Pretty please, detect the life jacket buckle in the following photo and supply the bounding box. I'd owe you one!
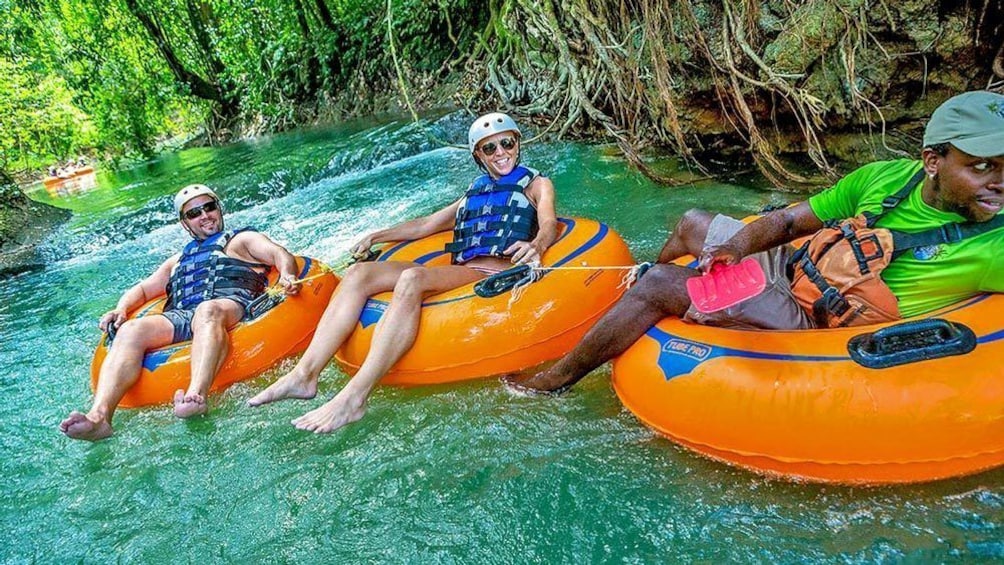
[820,287,850,316]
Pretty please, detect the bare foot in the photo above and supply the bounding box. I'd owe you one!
[60,411,113,441]
[247,370,318,407]
[291,392,366,434]
[501,370,576,396]
[173,390,208,418]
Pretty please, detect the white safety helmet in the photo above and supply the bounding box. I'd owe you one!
[173,184,220,216]
[468,112,521,154]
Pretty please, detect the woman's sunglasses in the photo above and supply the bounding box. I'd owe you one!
[478,137,517,156]
[183,200,220,220]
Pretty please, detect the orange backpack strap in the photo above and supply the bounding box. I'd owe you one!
[791,219,899,328]
[790,170,925,328]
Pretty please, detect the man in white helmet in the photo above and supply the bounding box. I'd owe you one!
[247,112,560,434]
[60,184,301,441]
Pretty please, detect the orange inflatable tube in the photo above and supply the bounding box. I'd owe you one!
[612,255,1004,484]
[335,217,635,384]
[43,166,95,187]
[90,256,339,407]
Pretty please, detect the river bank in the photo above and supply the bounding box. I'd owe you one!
[0,178,70,277]
[8,0,1001,190]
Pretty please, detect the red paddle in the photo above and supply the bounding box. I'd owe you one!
[686,257,767,314]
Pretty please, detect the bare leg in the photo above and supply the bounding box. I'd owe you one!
[247,262,416,407]
[60,316,175,441]
[506,211,714,394]
[292,265,483,433]
[174,299,245,418]
[504,263,698,393]
[656,209,715,263]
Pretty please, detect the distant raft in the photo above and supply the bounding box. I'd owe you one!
[43,165,95,187]
[612,267,1004,484]
[335,217,635,384]
[91,256,339,407]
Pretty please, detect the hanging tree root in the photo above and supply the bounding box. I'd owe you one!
[472,0,982,189]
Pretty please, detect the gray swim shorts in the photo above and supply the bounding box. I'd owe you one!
[161,293,256,343]
[683,214,812,330]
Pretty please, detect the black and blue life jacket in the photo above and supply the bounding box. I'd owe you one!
[445,166,539,264]
[165,228,269,311]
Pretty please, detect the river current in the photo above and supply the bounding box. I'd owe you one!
[2,113,1001,562]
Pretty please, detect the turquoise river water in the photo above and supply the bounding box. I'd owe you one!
[3,113,1001,563]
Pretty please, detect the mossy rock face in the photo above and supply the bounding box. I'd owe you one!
[0,182,70,277]
[763,0,861,75]
[821,131,915,165]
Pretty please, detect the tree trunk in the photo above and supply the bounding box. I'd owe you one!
[184,0,239,117]
[184,0,227,81]
[312,0,337,32]
[292,0,322,96]
[123,0,238,118]
[293,0,313,39]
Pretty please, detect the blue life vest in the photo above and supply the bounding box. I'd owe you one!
[165,228,269,311]
[445,166,539,264]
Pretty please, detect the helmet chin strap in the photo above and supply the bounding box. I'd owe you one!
[180,201,225,241]
[182,221,198,240]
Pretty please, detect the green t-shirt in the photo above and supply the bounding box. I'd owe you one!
[807,159,1004,317]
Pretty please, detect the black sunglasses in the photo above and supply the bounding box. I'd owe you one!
[478,137,517,155]
[183,200,220,220]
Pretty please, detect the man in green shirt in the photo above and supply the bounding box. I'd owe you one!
[507,90,1004,394]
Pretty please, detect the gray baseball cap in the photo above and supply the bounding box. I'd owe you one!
[923,91,1004,157]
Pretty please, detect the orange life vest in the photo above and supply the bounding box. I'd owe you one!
[790,215,901,328]
[790,170,1004,328]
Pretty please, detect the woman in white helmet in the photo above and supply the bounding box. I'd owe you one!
[248,112,559,433]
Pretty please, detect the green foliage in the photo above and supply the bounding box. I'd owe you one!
[0,0,202,173]
[0,56,95,171]
[1,0,490,176]
[0,0,996,188]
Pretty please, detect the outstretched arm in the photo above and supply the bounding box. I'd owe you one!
[349,200,462,257]
[698,202,823,272]
[100,256,177,331]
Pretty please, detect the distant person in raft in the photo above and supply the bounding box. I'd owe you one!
[506,89,1004,394]
[247,112,559,432]
[60,184,302,441]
